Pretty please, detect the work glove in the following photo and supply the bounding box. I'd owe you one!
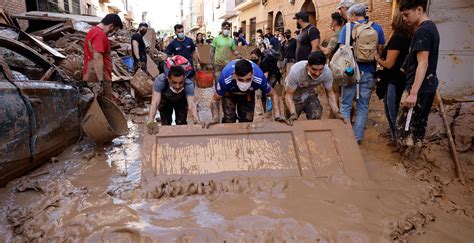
[334,111,349,124]
[274,116,289,125]
[287,113,298,126]
[146,121,160,135]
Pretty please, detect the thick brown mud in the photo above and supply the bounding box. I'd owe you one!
[0,91,473,242]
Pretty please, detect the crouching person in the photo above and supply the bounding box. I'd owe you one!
[208,59,286,125]
[146,65,200,134]
[284,51,347,125]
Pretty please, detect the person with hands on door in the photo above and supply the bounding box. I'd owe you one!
[284,51,347,126]
[207,59,286,127]
[146,65,201,135]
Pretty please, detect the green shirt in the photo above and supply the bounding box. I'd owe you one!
[212,34,236,66]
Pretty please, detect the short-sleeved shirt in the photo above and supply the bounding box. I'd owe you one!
[381,32,411,90]
[83,25,112,81]
[212,34,236,66]
[269,36,281,51]
[327,29,341,55]
[338,20,386,74]
[405,20,440,94]
[284,38,297,59]
[296,24,321,62]
[166,37,196,67]
[131,33,147,63]
[153,73,195,96]
[285,61,333,104]
[215,59,271,96]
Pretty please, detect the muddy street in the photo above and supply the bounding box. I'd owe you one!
[1,0,474,241]
[0,92,473,242]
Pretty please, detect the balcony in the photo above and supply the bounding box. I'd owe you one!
[234,0,259,11]
[216,0,237,20]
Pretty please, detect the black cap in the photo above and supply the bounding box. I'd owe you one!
[138,22,148,28]
[284,29,291,35]
[293,11,309,22]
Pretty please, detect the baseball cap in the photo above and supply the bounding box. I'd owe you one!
[337,0,355,9]
[293,11,309,21]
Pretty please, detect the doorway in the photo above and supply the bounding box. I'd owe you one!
[301,0,317,27]
[274,11,284,33]
[267,11,273,33]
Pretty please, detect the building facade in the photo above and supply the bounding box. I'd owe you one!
[181,0,205,37]
[234,0,394,44]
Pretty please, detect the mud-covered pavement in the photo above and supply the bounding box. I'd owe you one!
[0,89,473,242]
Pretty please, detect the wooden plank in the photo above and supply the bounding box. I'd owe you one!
[146,54,159,78]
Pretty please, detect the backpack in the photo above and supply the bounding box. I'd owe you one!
[329,23,361,87]
[352,21,378,62]
[163,55,193,78]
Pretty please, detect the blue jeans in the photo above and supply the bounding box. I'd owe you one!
[384,83,402,140]
[341,72,375,142]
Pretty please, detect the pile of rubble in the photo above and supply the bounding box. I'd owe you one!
[1,9,167,114]
[423,100,474,174]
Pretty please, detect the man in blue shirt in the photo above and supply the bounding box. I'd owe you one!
[338,3,385,143]
[166,24,201,77]
[208,59,286,124]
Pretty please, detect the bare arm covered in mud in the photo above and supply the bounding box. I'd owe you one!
[186,95,200,124]
[147,90,162,124]
[93,52,105,81]
[325,86,348,123]
[267,89,282,119]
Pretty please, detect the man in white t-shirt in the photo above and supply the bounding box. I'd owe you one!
[284,51,347,125]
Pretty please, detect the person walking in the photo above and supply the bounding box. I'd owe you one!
[282,29,297,78]
[376,12,413,143]
[195,32,206,46]
[337,0,355,23]
[337,3,385,143]
[294,11,321,62]
[210,21,242,83]
[397,0,440,160]
[82,14,123,99]
[131,22,148,72]
[166,24,201,77]
[321,12,345,116]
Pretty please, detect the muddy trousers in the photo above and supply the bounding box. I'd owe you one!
[222,92,255,123]
[294,94,323,120]
[158,98,188,125]
[396,91,436,143]
[85,81,112,100]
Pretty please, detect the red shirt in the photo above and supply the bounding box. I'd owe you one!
[82,25,112,81]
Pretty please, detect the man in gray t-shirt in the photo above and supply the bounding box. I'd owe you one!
[146,65,200,134]
[284,51,346,125]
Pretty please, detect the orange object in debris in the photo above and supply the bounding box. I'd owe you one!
[195,70,214,88]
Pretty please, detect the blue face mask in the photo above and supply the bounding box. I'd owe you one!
[177,32,185,39]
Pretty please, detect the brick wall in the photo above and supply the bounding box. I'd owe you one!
[237,0,394,44]
[0,0,28,29]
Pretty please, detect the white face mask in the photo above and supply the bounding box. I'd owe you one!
[236,80,252,91]
[170,86,184,94]
[223,29,230,36]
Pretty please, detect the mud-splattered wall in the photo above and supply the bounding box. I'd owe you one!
[429,0,474,97]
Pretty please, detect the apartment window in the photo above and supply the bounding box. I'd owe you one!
[63,0,70,13]
[72,0,81,14]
